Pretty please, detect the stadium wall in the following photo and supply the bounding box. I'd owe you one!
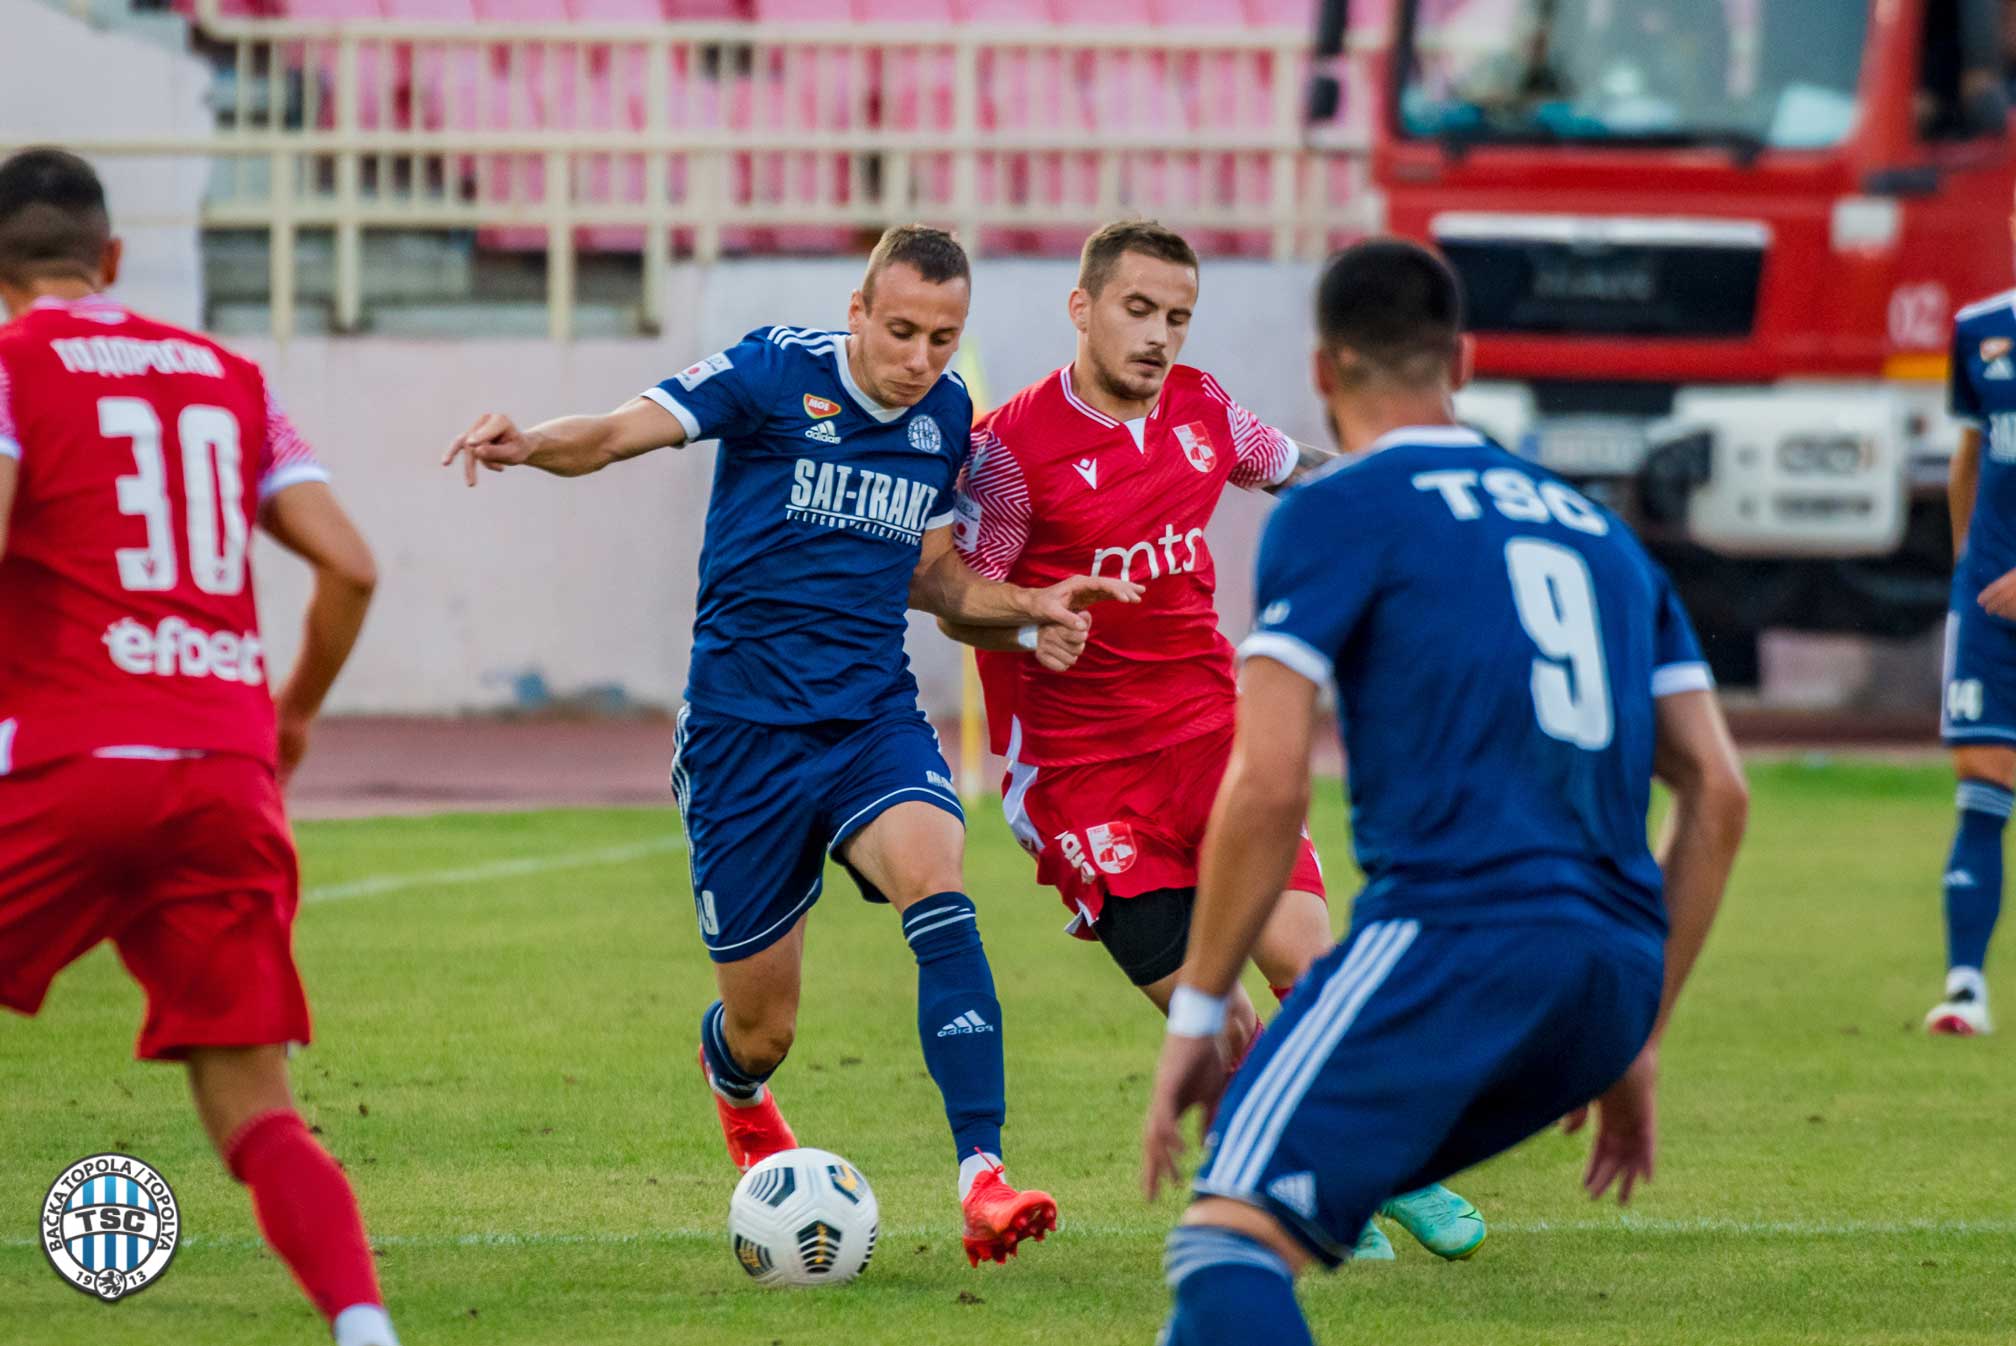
[246,259,1324,716]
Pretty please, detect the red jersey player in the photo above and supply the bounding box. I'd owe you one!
[0,150,397,1345]
[943,221,1487,1260]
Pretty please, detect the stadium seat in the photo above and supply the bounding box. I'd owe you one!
[1150,0,1245,23]
[855,0,957,215]
[949,0,1051,19]
[1243,0,1315,24]
[1151,0,1279,254]
[733,0,857,252]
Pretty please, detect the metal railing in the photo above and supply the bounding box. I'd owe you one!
[17,7,1384,339]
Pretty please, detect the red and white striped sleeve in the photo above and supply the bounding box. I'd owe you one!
[258,383,331,502]
[1201,373,1297,490]
[0,354,20,462]
[952,425,1032,582]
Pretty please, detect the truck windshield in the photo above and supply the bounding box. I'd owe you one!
[1397,0,1873,151]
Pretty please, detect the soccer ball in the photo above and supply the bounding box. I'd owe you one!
[727,1148,879,1287]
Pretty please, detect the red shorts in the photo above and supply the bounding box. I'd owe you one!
[0,753,311,1060]
[1001,721,1326,935]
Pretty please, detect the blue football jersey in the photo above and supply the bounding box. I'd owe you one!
[1245,426,1711,937]
[644,326,970,724]
[1950,289,2016,594]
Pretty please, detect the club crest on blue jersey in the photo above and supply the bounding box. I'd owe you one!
[41,1153,180,1302]
[908,416,943,454]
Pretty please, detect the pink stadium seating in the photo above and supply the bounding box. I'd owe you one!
[252,0,1321,257]
[858,0,954,20]
[1242,0,1314,24]
[1151,0,1245,23]
[950,0,1050,20]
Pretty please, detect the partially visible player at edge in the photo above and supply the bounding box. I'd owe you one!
[1930,209,2016,1034]
[443,226,1138,1264]
[0,150,396,1346]
[942,219,1485,1261]
[1141,240,1749,1344]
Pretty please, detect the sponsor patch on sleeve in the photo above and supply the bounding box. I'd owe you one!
[674,351,733,390]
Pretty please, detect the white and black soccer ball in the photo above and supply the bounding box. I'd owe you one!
[727,1148,879,1287]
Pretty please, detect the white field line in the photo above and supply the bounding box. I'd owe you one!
[303,838,685,904]
[9,1217,2016,1254]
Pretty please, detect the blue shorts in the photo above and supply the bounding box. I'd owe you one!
[1942,602,2016,746]
[1193,914,1661,1267]
[670,706,963,963]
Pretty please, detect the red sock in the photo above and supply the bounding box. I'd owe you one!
[225,1109,382,1323]
[1269,985,1293,1003]
[1230,1019,1266,1074]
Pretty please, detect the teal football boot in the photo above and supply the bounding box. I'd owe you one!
[1350,1220,1395,1261]
[1380,1184,1486,1260]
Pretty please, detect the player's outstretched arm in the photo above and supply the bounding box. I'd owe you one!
[1142,658,1317,1199]
[934,617,1090,673]
[261,482,378,784]
[1261,438,1340,495]
[909,525,1141,627]
[443,396,687,485]
[1568,687,1748,1204]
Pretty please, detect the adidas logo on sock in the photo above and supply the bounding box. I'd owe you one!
[1945,869,1977,888]
[936,1010,995,1038]
[1266,1171,1318,1219]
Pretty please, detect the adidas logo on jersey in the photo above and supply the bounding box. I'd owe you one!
[1266,1172,1318,1219]
[1987,356,2015,381]
[805,419,842,444]
[936,1010,995,1038]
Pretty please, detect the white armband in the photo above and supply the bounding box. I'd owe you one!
[1166,985,1227,1039]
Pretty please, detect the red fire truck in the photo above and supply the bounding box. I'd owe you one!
[1315,0,2015,679]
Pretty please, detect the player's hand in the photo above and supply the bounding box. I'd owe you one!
[1142,1030,1228,1202]
[1033,621,1089,673]
[275,703,312,787]
[1027,574,1143,630]
[1574,1042,1658,1205]
[1979,567,2016,620]
[444,413,535,486]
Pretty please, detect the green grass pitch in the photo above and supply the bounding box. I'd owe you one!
[3,760,2014,1344]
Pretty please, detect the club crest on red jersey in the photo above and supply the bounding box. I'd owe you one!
[803,393,841,419]
[1087,822,1138,875]
[1173,422,1217,474]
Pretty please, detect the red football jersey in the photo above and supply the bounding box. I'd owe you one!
[954,363,1296,767]
[0,296,326,776]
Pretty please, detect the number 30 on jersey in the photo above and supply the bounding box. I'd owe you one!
[98,396,249,596]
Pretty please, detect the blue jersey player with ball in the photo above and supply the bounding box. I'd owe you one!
[1140,241,1749,1343]
[445,226,1138,1266]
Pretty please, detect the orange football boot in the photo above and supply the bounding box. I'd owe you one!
[961,1157,1059,1266]
[699,1045,797,1172]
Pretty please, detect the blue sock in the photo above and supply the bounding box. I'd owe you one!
[1945,781,2010,974]
[1163,1227,1312,1346]
[903,892,1005,1164]
[700,1000,772,1102]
